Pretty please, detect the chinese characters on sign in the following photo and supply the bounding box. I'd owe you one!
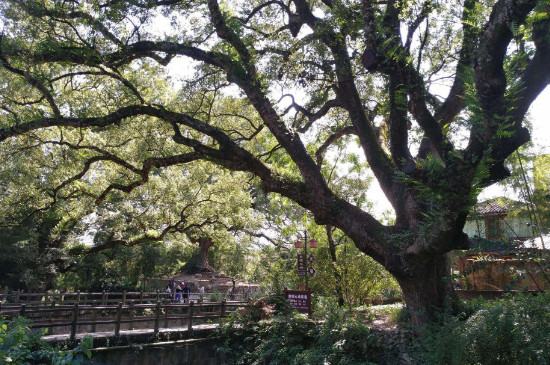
[297,253,306,277]
[297,253,316,277]
[284,288,312,316]
[308,253,315,276]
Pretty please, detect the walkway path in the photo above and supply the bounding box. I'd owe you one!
[42,323,221,347]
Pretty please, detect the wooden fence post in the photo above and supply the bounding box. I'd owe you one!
[156,290,160,303]
[154,301,161,334]
[164,302,169,328]
[220,299,226,320]
[91,308,97,333]
[19,304,26,317]
[76,290,81,304]
[140,291,144,304]
[187,301,194,331]
[122,290,127,305]
[58,291,63,306]
[15,291,20,305]
[70,303,79,341]
[102,291,107,305]
[44,291,49,307]
[115,302,122,336]
[129,301,135,330]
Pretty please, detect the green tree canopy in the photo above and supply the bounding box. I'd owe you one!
[1,0,549,325]
[0,210,69,291]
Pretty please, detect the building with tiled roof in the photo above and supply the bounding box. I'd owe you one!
[455,197,550,294]
[463,197,533,242]
[474,199,509,215]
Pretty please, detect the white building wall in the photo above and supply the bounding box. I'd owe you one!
[463,216,534,240]
[464,219,485,238]
[502,216,533,238]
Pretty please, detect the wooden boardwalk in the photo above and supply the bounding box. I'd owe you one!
[0,290,252,342]
[41,323,223,349]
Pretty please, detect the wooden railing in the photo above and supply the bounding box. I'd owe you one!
[0,299,251,340]
[0,290,245,307]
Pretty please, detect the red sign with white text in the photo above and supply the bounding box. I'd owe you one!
[284,288,312,316]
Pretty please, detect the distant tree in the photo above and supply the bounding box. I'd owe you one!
[532,154,550,231]
[0,210,69,291]
[322,225,400,306]
[1,0,549,325]
[59,240,193,291]
[497,146,550,236]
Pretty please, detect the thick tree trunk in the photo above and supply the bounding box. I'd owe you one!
[198,238,213,269]
[394,254,456,327]
[180,237,216,274]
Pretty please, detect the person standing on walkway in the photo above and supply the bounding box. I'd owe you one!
[175,283,182,303]
[182,282,191,303]
[165,285,172,303]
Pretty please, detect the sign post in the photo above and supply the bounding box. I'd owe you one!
[297,253,306,277]
[294,231,317,289]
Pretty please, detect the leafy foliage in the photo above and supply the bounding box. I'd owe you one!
[217,303,383,365]
[241,221,400,304]
[0,0,548,323]
[499,147,550,234]
[58,240,193,291]
[0,211,68,291]
[418,293,550,364]
[0,317,92,365]
[307,235,400,306]
[247,195,400,304]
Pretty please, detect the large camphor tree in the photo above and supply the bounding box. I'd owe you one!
[0,0,549,325]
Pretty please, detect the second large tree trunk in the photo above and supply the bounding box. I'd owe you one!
[198,238,214,269]
[180,237,216,274]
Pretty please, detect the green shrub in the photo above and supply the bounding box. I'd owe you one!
[209,292,223,302]
[230,293,294,324]
[418,293,550,364]
[216,304,383,364]
[0,317,93,365]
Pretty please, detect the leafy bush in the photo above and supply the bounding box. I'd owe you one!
[313,296,347,320]
[216,303,383,364]
[231,293,294,324]
[0,317,92,364]
[418,293,550,364]
[209,292,224,302]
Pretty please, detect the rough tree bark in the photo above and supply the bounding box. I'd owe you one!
[180,237,217,274]
[393,254,457,326]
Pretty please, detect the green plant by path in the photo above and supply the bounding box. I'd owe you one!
[0,317,92,365]
[417,293,550,364]
[216,300,384,365]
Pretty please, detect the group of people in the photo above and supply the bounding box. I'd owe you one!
[165,279,208,303]
[166,280,191,303]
